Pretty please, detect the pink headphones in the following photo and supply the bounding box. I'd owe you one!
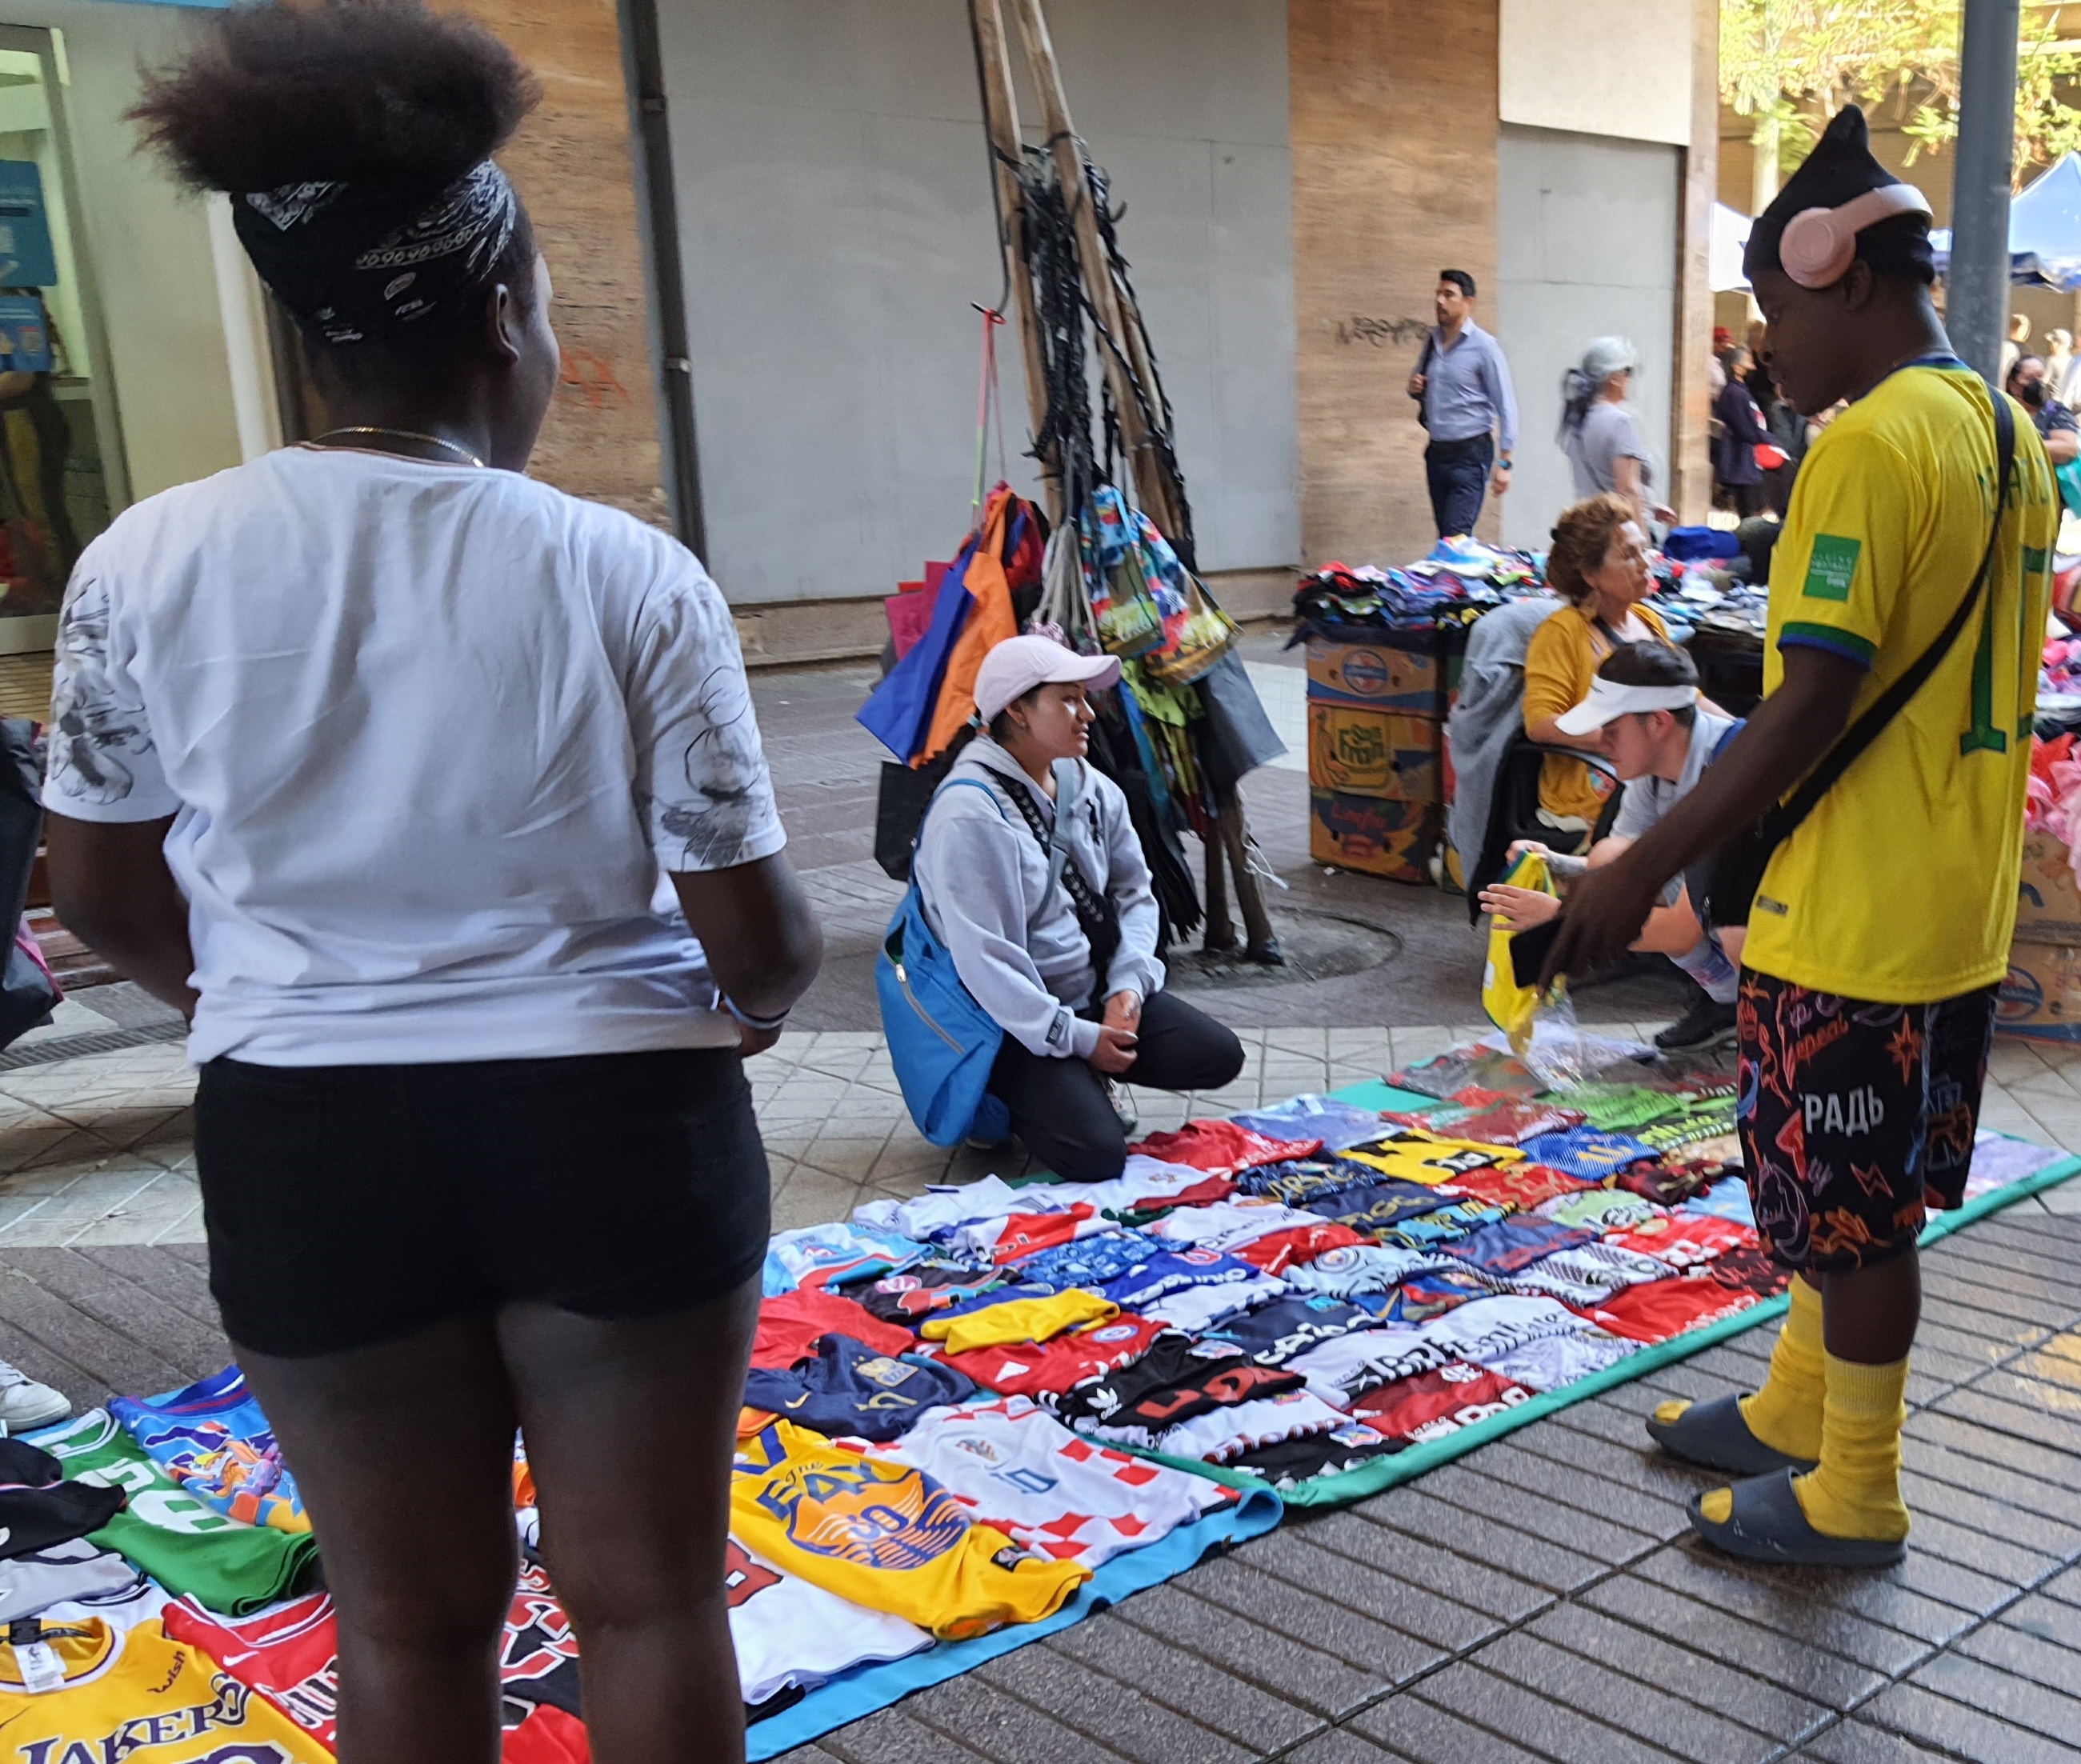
[1778,184,1933,288]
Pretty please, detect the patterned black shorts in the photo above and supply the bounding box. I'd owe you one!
[1735,971,1996,1274]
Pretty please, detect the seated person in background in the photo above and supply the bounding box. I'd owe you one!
[913,634,1245,1181]
[1521,493,1669,847]
[1481,642,1743,1052]
[2007,354,2079,467]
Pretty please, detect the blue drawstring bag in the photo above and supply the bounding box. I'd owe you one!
[877,778,1011,1145]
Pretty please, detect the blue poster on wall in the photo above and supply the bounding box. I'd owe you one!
[0,162,58,288]
[0,294,50,372]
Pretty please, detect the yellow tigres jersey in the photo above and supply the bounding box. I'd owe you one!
[0,1616,332,1762]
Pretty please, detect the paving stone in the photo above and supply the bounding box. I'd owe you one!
[1526,1600,1831,1743]
[1461,1629,1770,1764]
[1897,1468,2081,1558]
[814,1708,995,1764]
[1044,1608,1325,1754]
[1899,1508,2060,1586]
[1422,1463,1662,1565]
[976,1642,1254,1764]
[1919,1268,2080,1332]
[1956,1615,2081,1700]
[1640,1548,1943,1671]
[1506,1412,1718,1507]
[1235,1531,1505,1655]
[1932,1234,2081,1294]
[1907,1410,2081,1490]
[1353,1694,1550,1764]
[902,1677,1130,1764]
[1179,1557,1447,1685]
[1108,1583,1387,1721]
[1636,1361,1751,1406]
[1579,1570,1890,1708]
[1351,1486,1607,1594]
[1285,1730,1419,1764]
[1903,1434,2081,1523]
[2001,1589,2081,1650]
[1402,1664,1683,1764]
[1,1246,226,1376]
[1931,1386,2081,1461]
[1906,1650,2081,1747]
[1302,1512,1555,1623]
[1794,1718,1983,1762]
[1858,1679,2081,1764]
[0,1261,187,1398]
[1465,1440,1691,1538]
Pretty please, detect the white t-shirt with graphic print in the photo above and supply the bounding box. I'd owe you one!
[43,446,785,1066]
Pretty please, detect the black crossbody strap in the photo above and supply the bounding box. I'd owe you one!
[1764,387,2016,846]
[992,771,1123,977]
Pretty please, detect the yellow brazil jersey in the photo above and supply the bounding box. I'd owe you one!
[730,1419,1090,1640]
[1750,360,2057,1002]
[919,1289,1118,1355]
[0,1616,332,1762]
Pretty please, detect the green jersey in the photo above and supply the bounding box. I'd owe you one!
[31,1409,318,1614]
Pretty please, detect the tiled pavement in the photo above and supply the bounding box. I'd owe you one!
[0,1026,2079,1763]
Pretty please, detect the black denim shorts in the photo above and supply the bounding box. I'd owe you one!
[195,1046,770,1357]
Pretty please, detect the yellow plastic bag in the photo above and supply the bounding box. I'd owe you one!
[1482,849,1558,1054]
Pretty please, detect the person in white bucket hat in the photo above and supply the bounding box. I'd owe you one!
[1479,640,1743,1050]
[908,634,1244,1178]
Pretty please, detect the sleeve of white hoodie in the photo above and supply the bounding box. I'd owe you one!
[914,784,1103,1062]
[1091,769,1165,1005]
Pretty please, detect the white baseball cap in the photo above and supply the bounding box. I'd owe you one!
[1554,675,1699,735]
[973,634,1122,723]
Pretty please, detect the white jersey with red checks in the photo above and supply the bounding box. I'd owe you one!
[874,1396,1219,1567]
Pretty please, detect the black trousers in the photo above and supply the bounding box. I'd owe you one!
[990,990,1246,1182]
[1424,434,1492,538]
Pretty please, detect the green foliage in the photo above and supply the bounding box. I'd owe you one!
[1721,0,2081,185]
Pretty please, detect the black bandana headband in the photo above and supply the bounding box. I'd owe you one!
[233,160,518,346]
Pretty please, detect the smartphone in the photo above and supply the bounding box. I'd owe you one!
[1510,918,1563,990]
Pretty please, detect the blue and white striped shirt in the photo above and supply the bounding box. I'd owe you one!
[1423,319,1519,454]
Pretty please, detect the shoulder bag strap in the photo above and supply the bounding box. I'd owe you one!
[1762,386,2016,846]
[990,770,1122,961]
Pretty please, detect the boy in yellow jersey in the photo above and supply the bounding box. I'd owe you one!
[1546,106,2057,1567]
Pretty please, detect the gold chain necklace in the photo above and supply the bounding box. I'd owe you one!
[313,426,486,469]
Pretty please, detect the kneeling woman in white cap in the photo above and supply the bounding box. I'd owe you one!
[914,634,1246,1180]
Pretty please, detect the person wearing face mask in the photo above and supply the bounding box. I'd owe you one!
[1479,642,1743,1052]
[910,635,1245,1181]
[2005,353,2079,466]
[1519,494,1670,842]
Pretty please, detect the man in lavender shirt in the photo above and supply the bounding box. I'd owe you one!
[1407,270,1520,537]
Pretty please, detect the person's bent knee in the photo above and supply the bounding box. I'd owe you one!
[1203,1022,1247,1090]
[1047,1135,1128,1183]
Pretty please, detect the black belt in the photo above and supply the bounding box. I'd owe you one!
[1425,434,1491,456]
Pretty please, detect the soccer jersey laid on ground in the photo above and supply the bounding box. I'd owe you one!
[1445,1100,1586,1147]
[0,1480,126,1562]
[1130,1122,1322,1174]
[1434,1163,1595,1212]
[1049,1334,1245,1427]
[1010,1231,1159,1294]
[1053,1338,1306,1450]
[1143,1198,1327,1254]
[1141,1276,1287,1334]
[1479,1327,1639,1391]
[1200,1295,1374,1366]
[0,1616,332,1762]
[878,1396,1216,1566]
[1227,1097,1391,1153]
[1583,1274,1760,1343]
[730,1420,1090,1638]
[752,1290,916,1369]
[1232,1222,1371,1276]
[1515,1130,1659,1182]
[1339,1131,1524,1185]
[1152,1389,1348,1463]
[1236,1159,1382,1208]
[934,1314,1168,1404]
[853,1262,1014,1326]
[725,1540,932,1706]
[1499,1241,1676,1307]
[1347,1362,1532,1442]
[110,1371,306,1535]
[1097,1247,1260,1311]
[1301,1177,1463,1232]
[762,1222,926,1295]
[1227,1421,1402,1488]
[1286,1326,1457,1404]
[1533,1186,1666,1234]
[1438,1217,1596,1277]
[1753,362,2056,999]
[1603,1212,1751,1267]
[1279,1244,1459,1299]
[742,1337,977,1443]
[920,1291,1117,1355]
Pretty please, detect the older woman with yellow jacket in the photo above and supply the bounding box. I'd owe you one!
[1521,492,1669,843]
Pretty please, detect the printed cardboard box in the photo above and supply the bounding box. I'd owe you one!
[1310,792,1440,885]
[2015,831,2081,943]
[1307,703,1442,802]
[1998,939,2081,1042]
[1305,638,1443,714]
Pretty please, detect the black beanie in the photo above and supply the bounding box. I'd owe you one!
[1744,106,1934,285]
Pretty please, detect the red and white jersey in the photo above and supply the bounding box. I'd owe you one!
[873,1396,1219,1567]
[162,1562,586,1756]
[724,1539,930,1706]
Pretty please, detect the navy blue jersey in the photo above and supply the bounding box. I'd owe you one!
[741,1335,976,1442]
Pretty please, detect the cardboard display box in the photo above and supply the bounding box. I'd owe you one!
[1999,938,2081,1042]
[1304,638,1446,714]
[1309,792,1440,885]
[2015,831,2081,943]
[1307,702,1442,802]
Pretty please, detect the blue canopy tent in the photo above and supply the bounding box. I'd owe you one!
[1931,152,2081,290]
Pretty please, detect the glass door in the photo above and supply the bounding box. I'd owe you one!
[0,26,126,654]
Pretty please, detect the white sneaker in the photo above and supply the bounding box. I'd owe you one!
[0,1360,70,1434]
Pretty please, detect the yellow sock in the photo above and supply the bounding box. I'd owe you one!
[1791,1353,1911,1542]
[1735,1276,1826,1462]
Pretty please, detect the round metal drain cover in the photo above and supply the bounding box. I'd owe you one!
[1164,908,1402,991]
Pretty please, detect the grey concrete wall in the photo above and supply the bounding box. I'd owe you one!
[1494,125,1680,550]
[656,0,1299,606]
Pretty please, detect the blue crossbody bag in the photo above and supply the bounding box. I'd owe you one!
[877,766,1079,1146]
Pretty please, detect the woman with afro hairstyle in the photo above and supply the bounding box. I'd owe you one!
[44,3,822,1758]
